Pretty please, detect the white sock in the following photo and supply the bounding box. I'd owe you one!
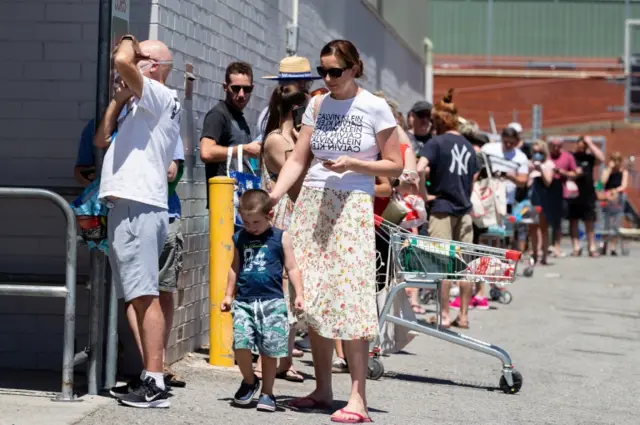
[145,371,166,390]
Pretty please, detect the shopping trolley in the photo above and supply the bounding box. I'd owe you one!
[598,194,631,256]
[369,215,524,394]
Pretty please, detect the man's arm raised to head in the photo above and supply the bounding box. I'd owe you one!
[112,35,147,99]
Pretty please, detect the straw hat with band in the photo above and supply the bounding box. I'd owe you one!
[263,56,322,81]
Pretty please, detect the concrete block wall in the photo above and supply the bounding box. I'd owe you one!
[0,0,100,370]
[0,0,424,370]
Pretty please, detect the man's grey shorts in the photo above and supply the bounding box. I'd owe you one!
[158,218,183,293]
[108,199,168,302]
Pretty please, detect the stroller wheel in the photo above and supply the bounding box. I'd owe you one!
[500,291,513,304]
[489,287,501,301]
[367,357,384,380]
[523,267,534,278]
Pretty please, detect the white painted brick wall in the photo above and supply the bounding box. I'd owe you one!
[0,0,425,370]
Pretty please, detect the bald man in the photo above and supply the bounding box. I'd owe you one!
[95,35,181,408]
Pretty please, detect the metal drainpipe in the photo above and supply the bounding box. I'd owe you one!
[424,38,433,104]
[286,0,299,56]
[89,0,113,394]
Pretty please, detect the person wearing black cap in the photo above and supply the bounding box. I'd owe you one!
[408,100,433,154]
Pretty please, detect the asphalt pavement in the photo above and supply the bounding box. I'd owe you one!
[4,249,640,425]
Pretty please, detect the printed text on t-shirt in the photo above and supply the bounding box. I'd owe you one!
[312,113,364,153]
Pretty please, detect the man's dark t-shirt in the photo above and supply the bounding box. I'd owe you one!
[200,100,253,179]
[200,101,253,208]
[572,151,597,203]
[420,133,478,216]
[410,132,431,156]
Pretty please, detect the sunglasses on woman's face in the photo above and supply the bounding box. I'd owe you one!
[316,66,349,79]
[415,111,430,119]
[229,84,254,94]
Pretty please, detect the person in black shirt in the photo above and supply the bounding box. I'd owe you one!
[568,136,604,256]
[417,89,478,329]
[200,61,262,207]
[408,100,433,154]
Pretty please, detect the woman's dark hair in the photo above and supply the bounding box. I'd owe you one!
[431,88,458,133]
[264,83,308,137]
[260,83,308,172]
[320,39,364,78]
[501,126,520,140]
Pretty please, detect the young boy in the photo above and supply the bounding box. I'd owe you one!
[221,189,304,412]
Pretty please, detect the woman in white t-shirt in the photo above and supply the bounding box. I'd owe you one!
[269,39,402,423]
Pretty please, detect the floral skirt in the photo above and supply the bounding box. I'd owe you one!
[289,186,378,340]
[271,194,297,325]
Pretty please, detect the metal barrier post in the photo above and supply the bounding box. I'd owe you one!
[87,250,105,395]
[208,177,235,367]
[104,269,118,389]
[0,188,80,402]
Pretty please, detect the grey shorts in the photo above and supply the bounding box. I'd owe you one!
[158,218,183,293]
[107,199,168,302]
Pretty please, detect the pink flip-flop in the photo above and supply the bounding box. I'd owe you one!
[330,409,373,423]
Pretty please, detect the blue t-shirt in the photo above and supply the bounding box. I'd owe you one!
[76,119,95,167]
[420,133,478,216]
[233,227,284,301]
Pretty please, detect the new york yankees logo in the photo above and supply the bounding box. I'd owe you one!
[449,144,471,176]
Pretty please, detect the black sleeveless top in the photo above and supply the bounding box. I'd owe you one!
[604,170,623,191]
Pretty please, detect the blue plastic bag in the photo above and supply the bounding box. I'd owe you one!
[70,177,109,255]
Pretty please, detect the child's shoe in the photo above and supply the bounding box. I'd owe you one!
[233,375,260,405]
[256,393,276,412]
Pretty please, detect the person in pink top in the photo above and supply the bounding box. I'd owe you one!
[548,139,578,257]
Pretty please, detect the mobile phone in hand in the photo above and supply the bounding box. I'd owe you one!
[292,105,305,130]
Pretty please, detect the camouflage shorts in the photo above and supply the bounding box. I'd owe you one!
[231,298,289,358]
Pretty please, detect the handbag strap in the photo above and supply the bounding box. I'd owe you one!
[226,145,244,177]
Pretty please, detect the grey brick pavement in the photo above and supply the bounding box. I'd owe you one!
[74,251,640,425]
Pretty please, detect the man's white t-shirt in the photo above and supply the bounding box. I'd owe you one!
[481,142,528,205]
[99,77,182,209]
[301,90,397,195]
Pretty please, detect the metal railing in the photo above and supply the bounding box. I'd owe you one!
[0,187,86,401]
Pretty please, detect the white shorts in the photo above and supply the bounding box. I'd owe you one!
[107,199,168,302]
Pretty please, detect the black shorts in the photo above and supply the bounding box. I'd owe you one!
[567,200,597,222]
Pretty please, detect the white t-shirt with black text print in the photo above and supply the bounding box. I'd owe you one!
[302,90,397,195]
[99,76,181,209]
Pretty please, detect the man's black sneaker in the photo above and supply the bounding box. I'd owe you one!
[233,375,260,405]
[118,376,170,408]
[109,376,142,398]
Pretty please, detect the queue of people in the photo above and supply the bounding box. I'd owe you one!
[75,33,630,422]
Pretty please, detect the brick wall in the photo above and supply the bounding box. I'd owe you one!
[0,0,425,370]
[0,0,100,370]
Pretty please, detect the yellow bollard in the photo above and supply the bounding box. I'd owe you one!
[208,176,235,367]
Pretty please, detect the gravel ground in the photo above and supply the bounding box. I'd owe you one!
[77,250,640,425]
